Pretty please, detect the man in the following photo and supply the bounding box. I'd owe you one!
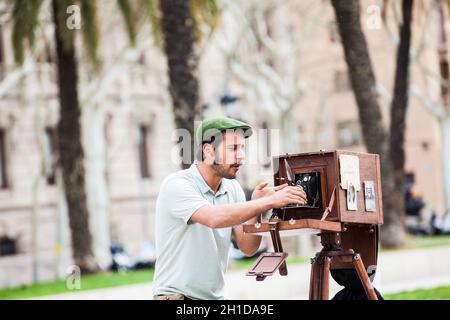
[152,117,306,300]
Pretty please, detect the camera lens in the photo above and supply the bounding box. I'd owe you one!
[296,180,305,190]
[293,172,322,208]
[296,180,308,204]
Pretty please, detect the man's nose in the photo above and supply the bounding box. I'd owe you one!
[237,149,245,161]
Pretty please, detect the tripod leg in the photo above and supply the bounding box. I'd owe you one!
[270,230,288,276]
[310,255,326,300]
[309,258,317,300]
[274,230,288,276]
[353,254,378,300]
[320,256,331,300]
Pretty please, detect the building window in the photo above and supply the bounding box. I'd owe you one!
[44,42,54,64]
[0,130,8,189]
[259,121,271,168]
[138,53,146,66]
[337,121,362,148]
[138,124,152,179]
[333,70,351,92]
[298,124,307,150]
[0,24,5,78]
[0,235,18,256]
[43,128,57,185]
[0,24,4,63]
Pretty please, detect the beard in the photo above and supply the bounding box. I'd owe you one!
[211,162,241,179]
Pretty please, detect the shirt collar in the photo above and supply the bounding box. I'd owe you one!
[190,161,228,196]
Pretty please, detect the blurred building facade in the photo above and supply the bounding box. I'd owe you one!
[0,0,447,287]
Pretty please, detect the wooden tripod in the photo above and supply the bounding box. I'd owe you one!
[244,220,380,300]
[309,232,378,300]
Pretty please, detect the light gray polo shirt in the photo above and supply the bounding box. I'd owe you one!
[152,161,246,300]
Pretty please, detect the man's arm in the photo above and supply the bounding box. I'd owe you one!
[190,184,306,228]
[232,216,262,257]
[190,197,272,228]
[231,182,283,256]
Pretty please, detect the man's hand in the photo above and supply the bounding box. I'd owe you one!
[252,181,297,200]
[251,181,274,200]
[268,183,307,208]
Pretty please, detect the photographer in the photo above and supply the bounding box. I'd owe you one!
[152,117,306,300]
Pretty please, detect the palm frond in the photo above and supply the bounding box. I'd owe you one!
[80,0,100,70]
[141,0,162,48]
[447,0,450,18]
[382,0,388,25]
[117,0,137,46]
[190,0,220,40]
[11,0,43,65]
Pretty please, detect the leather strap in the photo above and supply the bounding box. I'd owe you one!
[321,186,336,221]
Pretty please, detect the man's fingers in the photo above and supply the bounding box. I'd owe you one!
[298,189,307,201]
[287,188,307,202]
[288,186,306,197]
[256,181,269,190]
[288,196,306,205]
[274,183,288,191]
[294,186,307,197]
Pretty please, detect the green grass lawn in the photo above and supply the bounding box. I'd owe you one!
[0,269,154,300]
[379,234,450,253]
[1,235,450,300]
[2,265,450,300]
[385,285,450,300]
[406,234,450,249]
[0,256,307,300]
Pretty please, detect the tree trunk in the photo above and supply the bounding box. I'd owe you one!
[52,0,98,273]
[438,3,450,212]
[160,0,202,169]
[389,0,414,234]
[331,0,405,248]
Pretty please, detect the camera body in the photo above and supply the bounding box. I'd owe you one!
[245,150,383,287]
[273,150,383,225]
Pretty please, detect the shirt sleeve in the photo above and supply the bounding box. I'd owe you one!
[161,176,210,224]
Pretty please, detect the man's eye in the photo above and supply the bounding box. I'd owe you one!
[227,146,244,151]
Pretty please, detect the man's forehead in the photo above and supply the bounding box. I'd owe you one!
[222,131,246,145]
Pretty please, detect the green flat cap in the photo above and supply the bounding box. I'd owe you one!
[196,117,253,144]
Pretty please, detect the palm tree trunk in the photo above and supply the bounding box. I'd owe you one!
[160,0,202,169]
[389,0,414,233]
[52,0,97,273]
[332,0,405,248]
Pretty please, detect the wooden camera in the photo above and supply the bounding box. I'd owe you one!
[243,150,384,300]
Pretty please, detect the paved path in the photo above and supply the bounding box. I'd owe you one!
[33,246,450,300]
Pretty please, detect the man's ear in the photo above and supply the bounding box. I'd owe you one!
[203,143,215,164]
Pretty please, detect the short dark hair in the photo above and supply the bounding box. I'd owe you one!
[196,131,225,161]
